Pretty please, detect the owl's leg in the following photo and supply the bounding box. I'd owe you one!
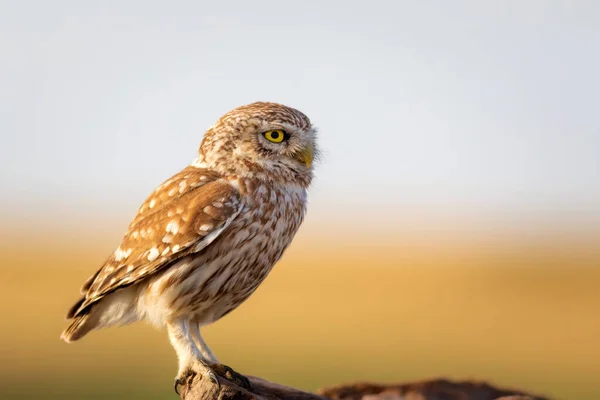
[190,322,252,389]
[190,322,218,363]
[166,320,219,394]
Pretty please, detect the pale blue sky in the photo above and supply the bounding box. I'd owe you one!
[1,0,599,228]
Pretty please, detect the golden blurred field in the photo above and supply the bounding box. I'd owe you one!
[0,223,599,400]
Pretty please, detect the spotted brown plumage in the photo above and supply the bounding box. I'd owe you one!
[61,102,318,391]
[66,167,242,321]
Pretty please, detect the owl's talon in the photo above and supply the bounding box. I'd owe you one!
[207,369,221,391]
[211,363,251,389]
[174,369,196,395]
[173,361,221,396]
[173,376,186,395]
[195,361,220,390]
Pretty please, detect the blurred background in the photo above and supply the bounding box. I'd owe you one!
[1,1,599,399]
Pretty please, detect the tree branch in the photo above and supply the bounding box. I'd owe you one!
[179,373,551,400]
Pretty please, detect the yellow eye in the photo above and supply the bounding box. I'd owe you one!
[263,130,287,143]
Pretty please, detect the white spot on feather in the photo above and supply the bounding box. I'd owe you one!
[203,205,214,214]
[166,221,179,234]
[149,199,156,208]
[115,247,132,262]
[229,179,241,190]
[179,180,187,193]
[148,247,159,261]
[199,223,213,232]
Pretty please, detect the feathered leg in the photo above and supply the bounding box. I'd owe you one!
[190,321,251,389]
[190,323,218,363]
[167,319,219,393]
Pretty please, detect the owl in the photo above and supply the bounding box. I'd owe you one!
[61,102,317,392]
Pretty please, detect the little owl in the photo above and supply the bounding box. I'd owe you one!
[61,102,317,393]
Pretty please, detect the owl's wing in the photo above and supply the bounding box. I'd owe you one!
[67,166,243,318]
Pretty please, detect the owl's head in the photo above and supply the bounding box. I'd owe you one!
[195,102,318,187]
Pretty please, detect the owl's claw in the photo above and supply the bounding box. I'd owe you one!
[174,377,184,395]
[173,362,220,395]
[207,369,221,390]
[174,372,192,395]
[211,363,251,389]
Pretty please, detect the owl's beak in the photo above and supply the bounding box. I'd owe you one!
[295,143,313,168]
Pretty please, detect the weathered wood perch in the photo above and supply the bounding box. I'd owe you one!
[178,368,551,400]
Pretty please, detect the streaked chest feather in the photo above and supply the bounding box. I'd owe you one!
[140,181,307,324]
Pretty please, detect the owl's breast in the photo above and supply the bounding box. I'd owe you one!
[215,180,307,274]
[140,180,308,325]
[191,181,307,321]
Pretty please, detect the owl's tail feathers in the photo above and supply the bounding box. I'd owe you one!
[61,298,98,343]
[61,315,94,343]
[66,297,86,319]
[61,287,139,343]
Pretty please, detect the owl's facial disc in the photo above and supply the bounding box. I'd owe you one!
[197,102,316,186]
